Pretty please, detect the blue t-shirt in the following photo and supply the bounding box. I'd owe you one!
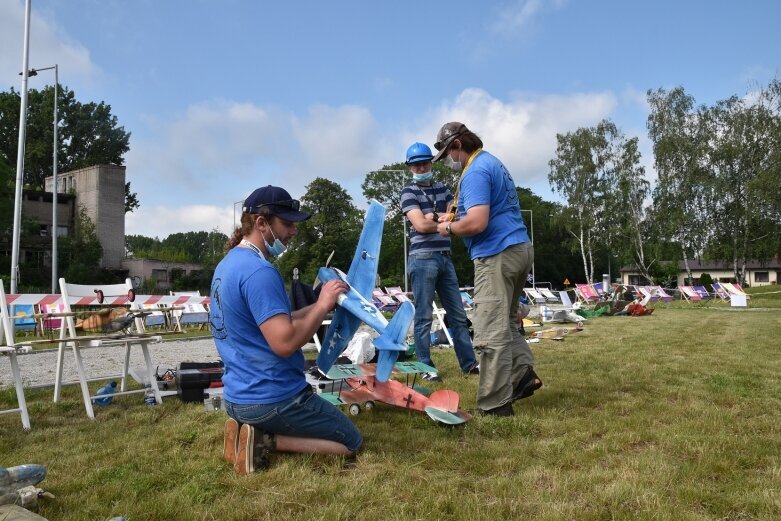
[457,151,529,260]
[209,247,308,404]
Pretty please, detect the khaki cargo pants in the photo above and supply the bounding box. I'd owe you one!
[472,242,534,410]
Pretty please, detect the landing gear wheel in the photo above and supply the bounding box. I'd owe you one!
[348,404,361,416]
[364,401,375,410]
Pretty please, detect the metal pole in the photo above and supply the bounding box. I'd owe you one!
[402,213,408,293]
[11,0,32,295]
[522,209,535,287]
[52,64,59,293]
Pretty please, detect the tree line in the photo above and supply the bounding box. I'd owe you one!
[1,80,779,292]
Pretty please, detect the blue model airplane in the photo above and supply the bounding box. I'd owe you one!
[315,200,415,382]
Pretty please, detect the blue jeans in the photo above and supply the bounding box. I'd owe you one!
[225,386,363,452]
[408,252,477,372]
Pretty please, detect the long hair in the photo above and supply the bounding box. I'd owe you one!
[457,130,484,154]
[224,211,274,253]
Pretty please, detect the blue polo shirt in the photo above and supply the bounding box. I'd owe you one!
[401,181,453,254]
[209,247,308,404]
[457,151,529,260]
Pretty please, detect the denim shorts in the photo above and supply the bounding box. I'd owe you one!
[225,386,363,452]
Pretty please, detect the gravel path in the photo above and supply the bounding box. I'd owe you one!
[0,336,232,389]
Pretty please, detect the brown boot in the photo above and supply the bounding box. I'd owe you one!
[234,424,276,475]
[223,418,240,464]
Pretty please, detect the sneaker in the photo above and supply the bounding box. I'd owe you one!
[464,363,480,375]
[223,418,240,464]
[422,372,442,383]
[234,424,276,475]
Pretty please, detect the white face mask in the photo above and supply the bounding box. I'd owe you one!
[264,226,287,258]
[412,171,433,183]
[444,151,462,171]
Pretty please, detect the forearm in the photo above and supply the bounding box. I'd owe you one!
[265,304,330,357]
[451,212,487,237]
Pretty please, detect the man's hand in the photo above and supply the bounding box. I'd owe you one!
[436,221,450,237]
[317,279,349,312]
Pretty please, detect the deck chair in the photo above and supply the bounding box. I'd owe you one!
[385,286,413,304]
[652,286,674,302]
[372,288,400,312]
[722,282,751,299]
[55,277,163,419]
[524,287,547,304]
[711,283,731,301]
[0,282,32,430]
[431,301,454,347]
[592,282,608,299]
[140,303,167,329]
[678,286,701,302]
[39,302,66,332]
[459,290,474,310]
[692,286,711,299]
[538,288,561,304]
[638,286,661,302]
[11,304,37,336]
[170,291,209,330]
[575,284,600,303]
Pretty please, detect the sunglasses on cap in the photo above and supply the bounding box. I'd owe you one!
[434,125,467,151]
[250,199,301,212]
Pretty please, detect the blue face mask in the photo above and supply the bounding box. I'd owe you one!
[264,227,287,258]
[413,171,434,183]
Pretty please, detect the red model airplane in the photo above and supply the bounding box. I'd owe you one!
[317,361,472,425]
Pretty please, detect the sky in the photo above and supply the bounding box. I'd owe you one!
[1,0,779,239]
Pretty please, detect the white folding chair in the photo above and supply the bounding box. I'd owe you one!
[431,301,454,347]
[0,281,32,430]
[55,277,162,419]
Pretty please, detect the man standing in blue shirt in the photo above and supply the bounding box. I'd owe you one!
[434,123,542,417]
[211,185,363,474]
[400,142,479,382]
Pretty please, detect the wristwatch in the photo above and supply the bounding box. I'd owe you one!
[445,223,452,236]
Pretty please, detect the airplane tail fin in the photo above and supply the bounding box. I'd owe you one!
[373,301,414,381]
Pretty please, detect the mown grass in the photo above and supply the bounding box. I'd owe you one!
[1,297,780,520]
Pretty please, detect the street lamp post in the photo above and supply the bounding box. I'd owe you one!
[23,66,60,293]
[373,170,409,292]
[521,209,535,287]
[11,0,32,295]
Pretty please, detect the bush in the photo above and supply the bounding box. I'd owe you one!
[699,272,713,286]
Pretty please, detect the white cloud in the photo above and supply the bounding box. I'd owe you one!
[490,0,567,35]
[418,88,617,189]
[0,1,97,88]
[127,88,621,238]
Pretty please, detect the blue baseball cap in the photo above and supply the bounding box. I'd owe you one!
[242,185,311,222]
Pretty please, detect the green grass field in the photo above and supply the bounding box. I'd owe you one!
[1,290,780,520]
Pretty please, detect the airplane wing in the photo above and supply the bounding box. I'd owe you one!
[315,306,361,376]
[345,200,385,300]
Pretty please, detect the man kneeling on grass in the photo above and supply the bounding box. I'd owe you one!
[210,185,363,474]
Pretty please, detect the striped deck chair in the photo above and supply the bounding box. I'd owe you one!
[385,286,413,304]
[459,290,474,310]
[10,304,37,336]
[524,287,548,304]
[711,283,731,301]
[574,284,600,303]
[140,303,167,329]
[372,288,399,312]
[646,285,673,302]
[638,286,660,302]
[39,302,66,332]
[679,286,702,302]
[722,282,751,299]
[538,288,561,304]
